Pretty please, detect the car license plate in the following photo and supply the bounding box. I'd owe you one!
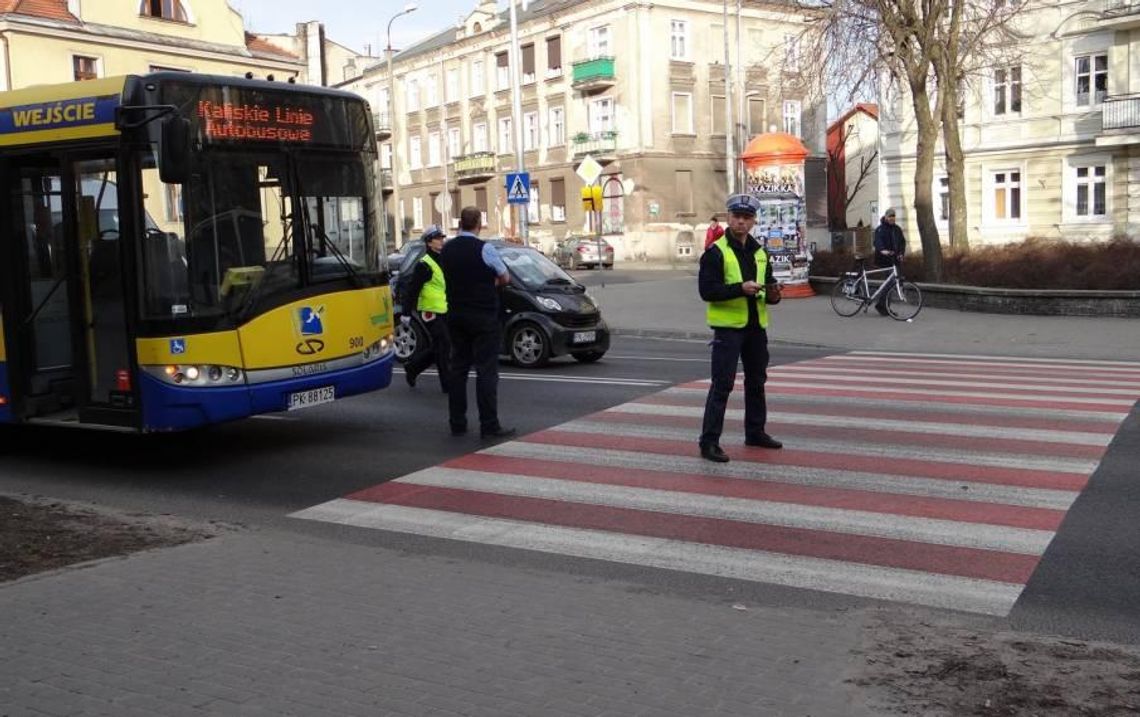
[572,330,596,344]
[287,386,335,410]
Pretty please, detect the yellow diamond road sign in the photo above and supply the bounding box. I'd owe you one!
[575,155,603,185]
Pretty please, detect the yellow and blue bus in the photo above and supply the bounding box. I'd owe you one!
[0,72,395,431]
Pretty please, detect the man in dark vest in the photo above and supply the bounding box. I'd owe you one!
[873,207,906,316]
[438,206,515,439]
[698,193,783,463]
[402,225,450,393]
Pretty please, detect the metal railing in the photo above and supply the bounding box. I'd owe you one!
[379,169,393,189]
[1102,94,1140,130]
[572,131,618,156]
[571,56,616,85]
[1103,0,1140,15]
[372,110,391,134]
[453,151,497,178]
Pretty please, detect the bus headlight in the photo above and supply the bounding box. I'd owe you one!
[362,335,393,363]
[143,364,246,387]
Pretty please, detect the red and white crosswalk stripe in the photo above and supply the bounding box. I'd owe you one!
[291,351,1140,616]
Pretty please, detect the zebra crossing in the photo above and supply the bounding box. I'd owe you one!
[291,351,1140,616]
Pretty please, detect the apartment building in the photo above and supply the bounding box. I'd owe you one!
[0,1,305,89]
[344,0,824,260]
[879,0,1140,247]
[827,103,878,230]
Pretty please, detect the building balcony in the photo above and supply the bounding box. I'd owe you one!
[571,56,616,93]
[1099,0,1140,28]
[379,169,394,194]
[453,151,497,183]
[571,131,618,162]
[373,111,391,141]
[1097,94,1140,146]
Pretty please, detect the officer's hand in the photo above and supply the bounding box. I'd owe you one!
[741,280,760,296]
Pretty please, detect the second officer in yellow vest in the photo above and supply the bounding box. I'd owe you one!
[403,225,451,393]
[697,193,783,463]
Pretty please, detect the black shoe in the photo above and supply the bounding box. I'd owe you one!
[700,444,730,463]
[745,433,783,449]
[405,371,417,387]
[480,426,517,439]
[875,305,889,316]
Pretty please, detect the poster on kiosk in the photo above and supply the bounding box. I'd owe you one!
[740,133,813,296]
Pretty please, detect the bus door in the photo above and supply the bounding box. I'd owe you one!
[5,155,134,426]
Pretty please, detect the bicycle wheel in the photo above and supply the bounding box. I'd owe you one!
[830,277,866,317]
[886,281,923,321]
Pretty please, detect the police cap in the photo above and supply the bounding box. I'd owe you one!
[725,193,761,216]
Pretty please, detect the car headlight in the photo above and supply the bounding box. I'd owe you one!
[142,364,246,387]
[535,295,562,311]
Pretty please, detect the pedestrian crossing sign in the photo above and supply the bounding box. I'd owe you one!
[506,172,530,204]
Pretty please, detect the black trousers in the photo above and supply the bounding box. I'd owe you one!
[405,314,451,392]
[699,325,769,447]
[446,310,503,432]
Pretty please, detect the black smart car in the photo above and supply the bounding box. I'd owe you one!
[391,239,610,368]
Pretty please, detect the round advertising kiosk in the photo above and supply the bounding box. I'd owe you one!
[741,132,815,297]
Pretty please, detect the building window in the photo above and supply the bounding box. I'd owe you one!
[470,60,484,97]
[406,78,419,112]
[409,135,422,170]
[711,95,726,136]
[1075,165,1107,217]
[523,112,538,151]
[1075,54,1107,107]
[528,183,540,223]
[164,184,183,222]
[140,0,189,22]
[474,186,489,227]
[548,107,565,146]
[427,131,441,167]
[671,92,693,134]
[783,99,801,136]
[412,196,424,229]
[937,176,949,222]
[550,178,566,221]
[993,65,1021,115]
[498,116,512,153]
[425,73,438,107]
[675,170,694,215]
[495,52,510,91]
[784,33,801,69]
[522,43,535,84]
[380,143,393,169]
[73,55,100,81]
[748,97,766,135]
[588,25,610,59]
[447,127,461,160]
[990,169,1022,221]
[473,122,488,153]
[589,97,614,133]
[430,192,442,227]
[546,36,562,79]
[445,68,460,103]
[670,20,689,61]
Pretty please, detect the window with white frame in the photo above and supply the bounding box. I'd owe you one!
[425,73,439,107]
[406,78,420,112]
[445,68,460,103]
[548,106,565,146]
[473,122,488,153]
[380,143,393,169]
[783,99,801,136]
[671,92,693,134]
[588,25,611,58]
[498,116,512,153]
[550,178,566,221]
[427,131,441,166]
[1074,164,1108,218]
[409,135,422,169]
[1075,53,1108,107]
[73,55,101,81]
[528,184,540,223]
[378,87,390,113]
[989,169,1022,221]
[670,20,689,60]
[470,60,484,97]
[993,65,1021,115]
[523,111,538,150]
[447,127,461,160]
[937,175,950,222]
[589,97,614,133]
[412,196,424,229]
[495,52,510,91]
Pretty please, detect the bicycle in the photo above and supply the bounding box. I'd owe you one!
[829,256,923,321]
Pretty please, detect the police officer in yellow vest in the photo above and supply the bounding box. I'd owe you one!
[698,193,783,463]
[403,225,451,393]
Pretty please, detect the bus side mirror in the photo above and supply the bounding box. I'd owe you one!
[159,116,191,184]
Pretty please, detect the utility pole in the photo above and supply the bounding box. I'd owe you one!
[386,3,417,249]
[723,0,734,195]
[508,0,529,245]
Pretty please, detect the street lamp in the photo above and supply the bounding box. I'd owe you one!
[387,2,417,248]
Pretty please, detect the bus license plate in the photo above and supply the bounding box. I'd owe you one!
[287,386,335,410]
[572,331,596,344]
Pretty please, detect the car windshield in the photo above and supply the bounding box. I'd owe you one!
[498,245,575,289]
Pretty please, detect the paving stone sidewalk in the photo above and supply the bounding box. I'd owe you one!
[0,530,871,717]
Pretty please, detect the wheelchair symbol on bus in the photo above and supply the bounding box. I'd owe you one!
[297,306,324,336]
[170,338,186,355]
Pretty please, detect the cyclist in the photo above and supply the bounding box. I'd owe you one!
[873,207,906,316]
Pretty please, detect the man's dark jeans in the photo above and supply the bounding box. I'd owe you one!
[699,326,769,448]
[446,309,503,433]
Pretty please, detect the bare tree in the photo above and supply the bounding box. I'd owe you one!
[827,119,878,229]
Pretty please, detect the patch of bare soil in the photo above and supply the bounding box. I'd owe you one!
[0,494,213,582]
[850,610,1140,716]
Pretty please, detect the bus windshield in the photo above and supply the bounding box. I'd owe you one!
[138,147,379,322]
